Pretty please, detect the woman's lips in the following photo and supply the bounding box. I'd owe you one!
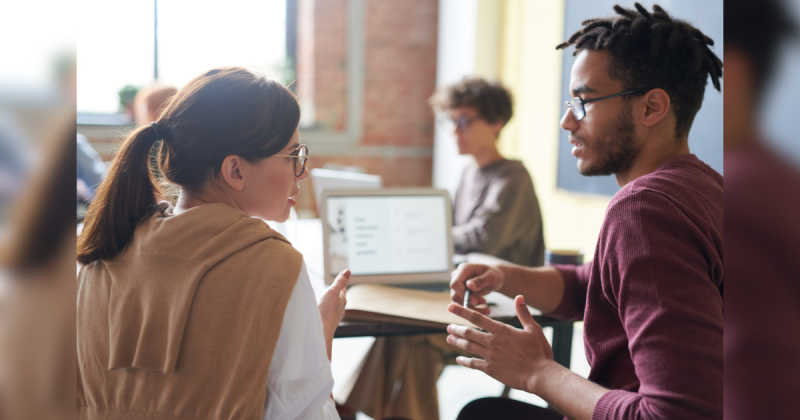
[288,197,297,206]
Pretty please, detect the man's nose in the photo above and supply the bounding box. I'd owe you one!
[560,107,578,132]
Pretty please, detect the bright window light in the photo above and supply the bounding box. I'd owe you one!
[78,0,287,114]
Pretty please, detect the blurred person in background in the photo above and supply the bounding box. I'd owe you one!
[78,84,177,204]
[0,115,32,225]
[447,3,723,419]
[433,77,545,267]
[723,0,800,418]
[70,47,105,205]
[132,83,178,127]
[70,52,105,204]
[0,122,77,420]
[76,67,350,420]
[0,55,77,420]
[76,134,105,203]
[336,78,545,420]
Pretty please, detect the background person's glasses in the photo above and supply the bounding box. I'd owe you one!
[436,115,475,132]
[273,144,309,177]
[566,89,652,121]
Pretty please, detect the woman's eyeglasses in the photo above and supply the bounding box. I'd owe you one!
[274,144,309,177]
[565,89,653,121]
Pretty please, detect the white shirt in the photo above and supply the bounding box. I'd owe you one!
[263,262,340,420]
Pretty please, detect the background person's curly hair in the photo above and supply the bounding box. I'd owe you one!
[556,3,723,139]
[429,77,513,126]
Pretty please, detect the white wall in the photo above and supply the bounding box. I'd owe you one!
[432,0,478,194]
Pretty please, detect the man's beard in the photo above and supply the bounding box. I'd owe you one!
[579,105,641,177]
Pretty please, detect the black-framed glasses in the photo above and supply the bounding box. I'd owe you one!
[273,144,309,177]
[566,89,652,121]
[436,115,476,132]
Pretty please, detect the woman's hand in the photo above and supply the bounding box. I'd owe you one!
[318,269,350,360]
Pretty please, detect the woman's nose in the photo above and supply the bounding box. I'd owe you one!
[298,166,310,181]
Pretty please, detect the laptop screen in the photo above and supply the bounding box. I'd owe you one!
[310,168,382,214]
[325,195,450,277]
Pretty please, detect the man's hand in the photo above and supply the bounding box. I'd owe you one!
[446,295,554,394]
[450,263,505,315]
[318,269,350,359]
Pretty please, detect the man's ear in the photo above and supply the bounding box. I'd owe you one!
[489,120,507,138]
[640,88,671,128]
[219,155,246,191]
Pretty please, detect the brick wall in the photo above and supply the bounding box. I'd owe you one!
[297,0,348,130]
[295,0,439,216]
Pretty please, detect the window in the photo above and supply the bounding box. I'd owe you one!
[77,0,289,115]
[78,0,365,147]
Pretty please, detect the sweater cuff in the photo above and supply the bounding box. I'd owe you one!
[546,264,581,320]
[592,390,642,420]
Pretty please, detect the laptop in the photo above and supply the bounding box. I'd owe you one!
[320,188,454,290]
[310,168,382,215]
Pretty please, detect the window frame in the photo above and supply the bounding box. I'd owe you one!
[77,0,366,149]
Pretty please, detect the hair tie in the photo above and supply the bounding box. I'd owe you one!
[150,122,163,140]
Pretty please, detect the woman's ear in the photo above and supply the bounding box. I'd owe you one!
[219,155,246,191]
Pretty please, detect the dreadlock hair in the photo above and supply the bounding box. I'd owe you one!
[556,3,723,139]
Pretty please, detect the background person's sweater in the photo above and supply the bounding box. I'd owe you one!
[452,159,546,267]
[550,154,723,420]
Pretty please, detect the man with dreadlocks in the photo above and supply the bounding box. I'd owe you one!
[445,3,722,420]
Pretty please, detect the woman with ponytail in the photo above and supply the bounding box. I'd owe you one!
[77,67,349,420]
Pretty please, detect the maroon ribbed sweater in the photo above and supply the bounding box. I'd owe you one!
[549,154,723,420]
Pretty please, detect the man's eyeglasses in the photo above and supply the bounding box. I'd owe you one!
[436,115,476,132]
[565,89,652,121]
[273,144,309,177]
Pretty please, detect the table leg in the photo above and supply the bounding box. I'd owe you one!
[550,322,574,369]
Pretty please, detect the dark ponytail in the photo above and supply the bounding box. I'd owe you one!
[77,125,163,264]
[77,67,300,264]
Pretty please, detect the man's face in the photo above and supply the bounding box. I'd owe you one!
[445,106,502,156]
[560,50,642,176]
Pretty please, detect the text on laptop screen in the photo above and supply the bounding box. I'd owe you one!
[326,196,449,276]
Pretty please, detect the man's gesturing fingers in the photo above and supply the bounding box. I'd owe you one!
[450,263,504,306]
[447,299,556,393]
[450,263,483,303]
[447,324,490,347]
[515,295,540,332]
[455,356,488,372]
[447,303,501,333]
[471,295,491,315]
[446,334,486,357]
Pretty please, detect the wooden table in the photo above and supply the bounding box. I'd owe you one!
[278,218,575,369]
